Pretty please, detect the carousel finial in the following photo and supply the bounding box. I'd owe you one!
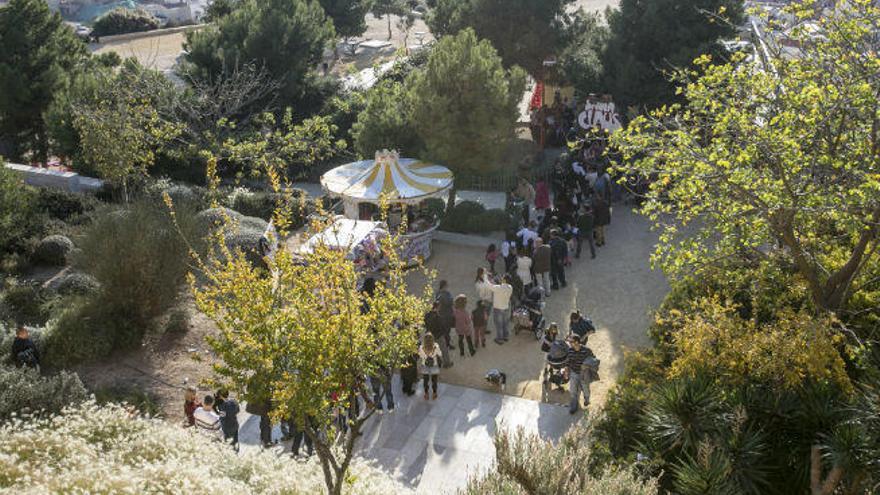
[374,149,400,166]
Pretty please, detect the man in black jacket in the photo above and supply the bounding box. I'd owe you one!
[214,389,241,450]
[576,206,596,259]
[549,230,568,290]
[11,326,39,369]
[424,302,452,368]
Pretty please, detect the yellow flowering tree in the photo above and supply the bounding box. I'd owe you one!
[191,198,432,494]
[74,61,182,202]
[667,297,852,394]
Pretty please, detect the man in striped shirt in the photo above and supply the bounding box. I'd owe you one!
[193,395,223,440]
[565,335,596,414]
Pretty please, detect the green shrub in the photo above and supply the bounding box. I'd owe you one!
[1,281,53,325]
[94,384,161,417]
[32,234,74,266]
[44,299,115,367]
[227,188,311,228]
[73,199,197,354]
[440,200,485,233]
[0,165,44,256]
[439,201,510,234]
[34,188,98,223]
[468,209,511,233]
[146,180,210,211]
[195,206,243,233]
[196,206,271,268]
[92,7,159,37]
[164,306,190,334]
[421,197,446,221]
[51,272,100,296]
[593,349,666,461]
[0,365,88,421]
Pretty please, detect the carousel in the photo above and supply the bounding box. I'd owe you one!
[320,150,453,261]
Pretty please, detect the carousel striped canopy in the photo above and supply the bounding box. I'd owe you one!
[321,151,453,204]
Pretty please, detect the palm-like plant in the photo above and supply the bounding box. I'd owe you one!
[720,408,771,495]
[642,374,723,455]
[671,442,739,495]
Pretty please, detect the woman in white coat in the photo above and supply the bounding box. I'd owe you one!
[515,251,533,289]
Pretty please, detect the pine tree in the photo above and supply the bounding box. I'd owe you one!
[0,0,87,161]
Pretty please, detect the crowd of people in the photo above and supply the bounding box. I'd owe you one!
[529,93,579,147]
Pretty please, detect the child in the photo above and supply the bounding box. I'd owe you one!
[419,333,442,400]
[485,244,498,273]
[472,300,489,348]
[453,294,476,357]
[183,386,200,427]
[541,322,559,352]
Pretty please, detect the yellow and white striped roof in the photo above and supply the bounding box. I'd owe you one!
[321,151,453,203]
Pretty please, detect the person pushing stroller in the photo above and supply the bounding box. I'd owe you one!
[541,323,569,399]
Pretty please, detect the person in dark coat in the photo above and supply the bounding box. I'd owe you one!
[425,301,452,368]
[214,389,241,449]
[11,326,39,369]
[532,238,552,295]
[400,351,419,396]
[576,206,596,259]
[549,230,568,290]
[592,194,611,247]
[245,395,273,447]
[435,280,456,353]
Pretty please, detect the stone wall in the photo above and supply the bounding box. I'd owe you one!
[4,163,104,193]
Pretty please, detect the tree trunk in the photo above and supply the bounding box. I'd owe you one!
[810,445,845,495]
[308,427,340,495]
[36,130,49,166]
[387,15,393,40]
[446,183,457,215]
[775,208,879,313]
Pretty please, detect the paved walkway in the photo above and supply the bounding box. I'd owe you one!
[236,376,577,494]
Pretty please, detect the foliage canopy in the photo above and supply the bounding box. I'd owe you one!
[0,0,86,161]
[408,28,526,178]
[183,0,334,107]
[602,0,743,110]
[612,0,880,312]
[91,7,160,37]
[427,0,572,76]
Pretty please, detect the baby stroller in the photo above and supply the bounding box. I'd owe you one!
[513,286,546,340]
[541,339,569,402]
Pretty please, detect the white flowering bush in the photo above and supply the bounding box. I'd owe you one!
[0,402,410,494]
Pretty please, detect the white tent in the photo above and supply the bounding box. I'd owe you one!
[298,218,387,257]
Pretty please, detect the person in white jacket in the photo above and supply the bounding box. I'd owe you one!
[515,251,533,289]
[488,275,514,343]
[475,267,493,306]
[193,395,223,440]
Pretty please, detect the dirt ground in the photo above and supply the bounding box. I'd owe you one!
[75,305,221,423]
[409,206,667,408]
